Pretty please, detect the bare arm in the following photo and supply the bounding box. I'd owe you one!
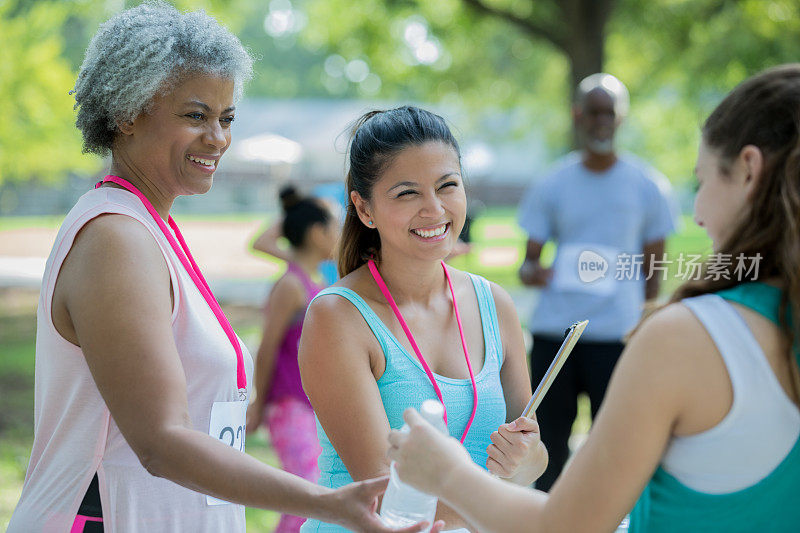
[489,282,547,485]
[299,295,472,530]
[518,239,552,287]
[391,305,703,532]
[246,274,305,434]
[642,238,666,301]
[252,218,293,262]
[58,215,423,532]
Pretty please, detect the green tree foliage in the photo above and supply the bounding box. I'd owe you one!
[0,1,98,184]
[608,0,800,184]
[295,0,800,183]
[0,0,256,185]
[6,0,800,187]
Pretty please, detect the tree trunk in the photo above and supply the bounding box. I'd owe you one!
[561,0,615,97]
[561,0,615,146]
[460,0,617,147]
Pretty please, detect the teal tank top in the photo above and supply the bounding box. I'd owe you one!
[300,274,507,533]
[629,282,800,532]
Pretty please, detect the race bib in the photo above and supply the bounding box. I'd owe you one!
[206,400,248,505]
[551,243,619,297]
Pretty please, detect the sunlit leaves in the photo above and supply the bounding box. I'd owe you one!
[0,1,98,184]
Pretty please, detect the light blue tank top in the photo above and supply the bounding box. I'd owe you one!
[300,273,507,533]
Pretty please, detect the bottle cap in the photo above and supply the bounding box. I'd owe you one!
[419,399,447,434]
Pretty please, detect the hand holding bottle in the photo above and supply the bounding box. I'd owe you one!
[387,408,473,498]
[323,476,441,533]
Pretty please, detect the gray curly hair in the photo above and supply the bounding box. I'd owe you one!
[72,1,253,155]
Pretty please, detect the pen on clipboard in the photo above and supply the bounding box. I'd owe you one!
[522,320,589,419]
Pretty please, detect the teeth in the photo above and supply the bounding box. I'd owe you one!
[188,155,215,166]
[412,224,447,238]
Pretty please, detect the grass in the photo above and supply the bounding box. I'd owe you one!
[0,335,36,529]
[0,289,37,530]
[0,209,711,530]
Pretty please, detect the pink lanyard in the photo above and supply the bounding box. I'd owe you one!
[368,259,478,443]
[96,175,247,400]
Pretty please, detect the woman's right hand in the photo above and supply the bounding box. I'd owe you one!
[387,409,473,497]
[326,476,446,532]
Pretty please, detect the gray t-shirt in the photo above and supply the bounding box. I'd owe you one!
[518,152,678,341]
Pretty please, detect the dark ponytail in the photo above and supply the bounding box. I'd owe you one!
[279,185,331,249]
[338,106,461,276]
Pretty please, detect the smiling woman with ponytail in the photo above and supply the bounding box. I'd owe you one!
[337,109,438,276]
[299,106,548,533]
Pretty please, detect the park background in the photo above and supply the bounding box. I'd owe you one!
[0,0,796,529]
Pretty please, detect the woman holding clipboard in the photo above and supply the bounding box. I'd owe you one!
[388,66,800,532]
[298,107,549,532]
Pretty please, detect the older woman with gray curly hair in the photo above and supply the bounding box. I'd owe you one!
[8,3,431,533]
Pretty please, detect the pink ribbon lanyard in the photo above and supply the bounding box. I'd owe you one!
[96,175,247,399]
[368,259,478,443]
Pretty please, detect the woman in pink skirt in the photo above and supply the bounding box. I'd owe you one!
[248,186,339,532]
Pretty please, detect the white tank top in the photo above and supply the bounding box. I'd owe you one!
[661,294,800,493]
[8,187,254,532]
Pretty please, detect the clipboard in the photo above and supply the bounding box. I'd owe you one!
[522,320,589,418]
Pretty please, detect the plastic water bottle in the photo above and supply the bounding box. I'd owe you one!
[380,399,448,532]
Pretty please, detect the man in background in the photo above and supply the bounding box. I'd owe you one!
[518,73,678,491]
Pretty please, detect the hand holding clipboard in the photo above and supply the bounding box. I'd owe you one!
[522,320,589,418]
[484,321,588,481]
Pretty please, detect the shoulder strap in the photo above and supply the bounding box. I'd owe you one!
[683,294,779,404]
[716,282,783,326]
[43,194,181,325]
[311,287,392,356]
[717,282,799,366]
[467,273,504,366]
[286,262,321,301]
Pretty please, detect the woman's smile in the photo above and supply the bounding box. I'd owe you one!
[410,222,451,241]
[186,153,219,173]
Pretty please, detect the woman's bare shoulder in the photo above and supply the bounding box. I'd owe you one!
[330,264,370,290]
[306,266,375,329]
[300,267,381,373]
[632,302,709,351]
[66,213,169,289]
[318,265,384,306]
[622,302,723,407]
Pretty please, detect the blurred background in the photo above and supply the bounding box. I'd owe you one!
[1,0,798,529]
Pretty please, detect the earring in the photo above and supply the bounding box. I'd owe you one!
[368,220,374,226]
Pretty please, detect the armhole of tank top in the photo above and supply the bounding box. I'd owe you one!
[468,273,504,367]
[680,295,755,435]
[707,295,789,404]
[311,288,392,365]
[43,205,181,346]
[719,296,800,415]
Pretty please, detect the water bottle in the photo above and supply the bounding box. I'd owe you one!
[380,399,448,532]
